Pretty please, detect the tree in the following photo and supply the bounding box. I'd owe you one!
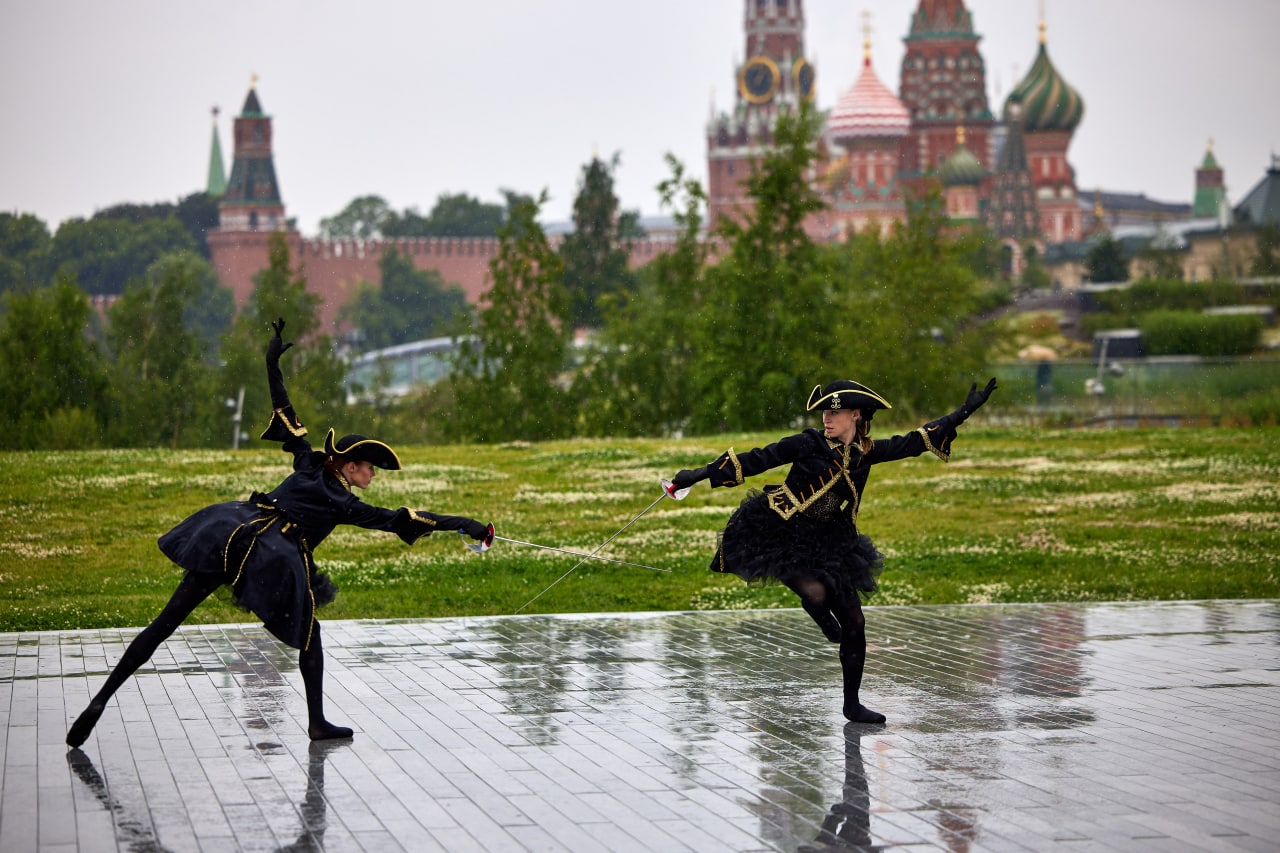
[104,253,224,447]
[384,193,507,238]
[687,102,829,433]
[0,277,110,448]
[346,246,469,349]
[559,154,645,327]
[219,233,348,443]
[0,212,51,293]
[445,192,573,442]
[1085,234,1129,283]
[48,216,196,295]
[572,154,708,436]
[828,188,994,419]
[319,195,392,240]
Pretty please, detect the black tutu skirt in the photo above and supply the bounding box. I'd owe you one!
[711,488,884,603]
[158,494,337,650]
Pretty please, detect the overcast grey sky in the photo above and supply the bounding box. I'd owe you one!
[3,0,1277,237]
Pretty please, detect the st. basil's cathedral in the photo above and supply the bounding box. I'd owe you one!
[706,0,1085,265]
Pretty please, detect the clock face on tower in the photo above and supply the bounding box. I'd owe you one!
[739,56,780,104]
[793,58,815,102]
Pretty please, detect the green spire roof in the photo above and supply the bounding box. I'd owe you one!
[206,107,227,198]
[1004,25,1083,132]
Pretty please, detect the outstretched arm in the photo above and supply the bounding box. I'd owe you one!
[260,318,308,444]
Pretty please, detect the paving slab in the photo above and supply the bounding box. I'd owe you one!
[2,600,1278,851]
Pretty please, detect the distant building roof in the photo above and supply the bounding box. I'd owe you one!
[1234,155,1280,226]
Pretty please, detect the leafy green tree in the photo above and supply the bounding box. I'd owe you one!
[88,193,220,258]
[384,193,507,238]
[829,188,993,420]
[48,216,196,295]
[559,154,645,327]
[0,277,110,448]
[219,233,348,443]
[687,102,829,433]
[1020,243,1051,288]
[1085,234,1129,283]
[346,246,469,349]
[0,213,52,293]
[445,192,573,442]
[572,154,708,436]
[103,253,224,447]
[319,195,392,239]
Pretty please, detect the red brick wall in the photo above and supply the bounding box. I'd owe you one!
[209,230,679,336]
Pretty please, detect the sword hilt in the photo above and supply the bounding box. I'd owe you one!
[660,478,691,501]
[459,522,495,553]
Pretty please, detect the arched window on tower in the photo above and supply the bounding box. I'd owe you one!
[756,0,768,17]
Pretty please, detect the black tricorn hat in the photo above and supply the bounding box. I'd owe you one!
[806,380,893,414]
[324,429,402,470]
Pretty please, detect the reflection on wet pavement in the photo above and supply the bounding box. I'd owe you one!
[7,601,1279,850]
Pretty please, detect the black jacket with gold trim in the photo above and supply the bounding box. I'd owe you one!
[704,416,960,526]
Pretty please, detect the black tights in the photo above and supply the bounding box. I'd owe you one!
[67,572,350,747]
[786,574,885,724]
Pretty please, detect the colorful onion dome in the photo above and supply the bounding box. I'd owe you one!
[828,54,910,142]
[940,128,985,186]
[1004,23,1083,132]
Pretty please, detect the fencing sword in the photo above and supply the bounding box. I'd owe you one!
[498,478,690,614]
[458,524,671,573]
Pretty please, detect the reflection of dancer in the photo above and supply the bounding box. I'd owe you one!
[671,379,996,723]
[275,742,341,852]
[67,748,172,852]
[799,722,875,852]
[67,319,489,747]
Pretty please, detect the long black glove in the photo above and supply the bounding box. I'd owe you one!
[953,377,998,424]
[265,318,294,410]
[429,513,488,540]
[671,466,709,490]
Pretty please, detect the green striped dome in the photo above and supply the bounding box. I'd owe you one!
[1004,41,1083,132]
[940,143,985,186]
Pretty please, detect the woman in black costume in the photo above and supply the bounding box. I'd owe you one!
[67,319,490,746]
[669,378,996,724]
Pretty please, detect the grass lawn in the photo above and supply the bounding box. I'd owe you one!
[1,426,1276,632]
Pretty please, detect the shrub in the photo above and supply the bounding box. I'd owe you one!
[1140,310,1263,356]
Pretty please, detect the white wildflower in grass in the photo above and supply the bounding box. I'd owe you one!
[1016,528,1073,553]
[3,542,85,559]
[651,506,734,519]
[512,486,633,504]
[1159,481,1278,505]
[872,580,924,606]
[51,472,165,493]
[961,582,1013,604]
[1195,512,1280,530]
[618,528,719,551]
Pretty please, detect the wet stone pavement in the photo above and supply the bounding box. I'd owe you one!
[2,600,1278,852]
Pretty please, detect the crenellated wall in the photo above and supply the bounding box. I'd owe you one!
[208,229,681,335]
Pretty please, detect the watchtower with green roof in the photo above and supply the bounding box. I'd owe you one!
[219,79,286,233]
[1192,140,1226,220]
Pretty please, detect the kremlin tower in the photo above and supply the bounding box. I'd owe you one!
[706,0,815,229]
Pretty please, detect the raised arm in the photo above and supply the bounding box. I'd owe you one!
[259,318,308,445]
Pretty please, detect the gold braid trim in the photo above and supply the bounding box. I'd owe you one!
[918,425,951,462]
[301,543,317,652]
[407,509,438,527]
[717,449,744,485]
[223,515,280,585]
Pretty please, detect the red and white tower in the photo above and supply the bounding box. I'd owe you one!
[707,0,816,229]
